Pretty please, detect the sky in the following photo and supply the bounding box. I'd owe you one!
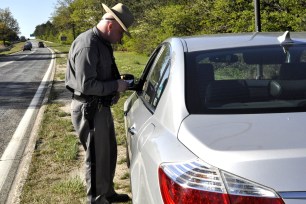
[0,0,58,38]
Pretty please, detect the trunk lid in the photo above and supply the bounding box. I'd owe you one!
[178,112,306,191]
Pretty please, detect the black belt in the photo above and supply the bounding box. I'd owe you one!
[72,94,86,103]
[72,93,114,107]
[72,93,95,103]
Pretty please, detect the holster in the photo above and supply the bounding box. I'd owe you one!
[98,95,115,107]
[83,97,98,122]
[72,93,116,124]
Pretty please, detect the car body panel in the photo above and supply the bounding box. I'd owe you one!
[129,116,198,204]
[281,200,306,204]
[152,38,189,134]
[124,92,153,162]
[124,39,196,203]
[182,32,306,52]
[178,112,306,191]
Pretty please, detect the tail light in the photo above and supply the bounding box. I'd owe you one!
[158,159,285,204]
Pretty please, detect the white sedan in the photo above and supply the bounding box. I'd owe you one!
[124,31,306,204]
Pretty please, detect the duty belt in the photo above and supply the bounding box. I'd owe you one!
[72,92,114,107]
[72,93,95,103]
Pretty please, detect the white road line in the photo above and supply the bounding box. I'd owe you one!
[0,52,55,191]
[0,61,14,67]
[0,51,33,68]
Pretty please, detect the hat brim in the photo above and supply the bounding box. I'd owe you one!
[102,3,131,37]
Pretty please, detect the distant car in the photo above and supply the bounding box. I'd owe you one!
[23,42,32,51]
[38,41,44,48]
[20,36,26,42]
[124,31,306,204]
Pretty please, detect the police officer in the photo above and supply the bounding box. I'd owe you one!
[65,3,134,204]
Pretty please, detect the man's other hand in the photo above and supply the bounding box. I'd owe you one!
[117,79,129,92]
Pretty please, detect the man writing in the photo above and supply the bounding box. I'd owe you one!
[65,3,134,204]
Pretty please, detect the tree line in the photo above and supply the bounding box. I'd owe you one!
[0,8,19,46]
[1,0,306,54]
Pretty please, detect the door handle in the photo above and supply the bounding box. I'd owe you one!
[128,127,137,135]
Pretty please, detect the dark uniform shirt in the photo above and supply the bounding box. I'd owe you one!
[65,26,118,96]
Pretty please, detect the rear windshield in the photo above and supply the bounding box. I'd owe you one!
[185,45,306,114]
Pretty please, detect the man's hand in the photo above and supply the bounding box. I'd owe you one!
[117,79,129,92]
[112,92,120,105]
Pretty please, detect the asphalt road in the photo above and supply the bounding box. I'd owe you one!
[0,42,55,203]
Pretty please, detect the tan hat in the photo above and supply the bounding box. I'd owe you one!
[102,3,134,37]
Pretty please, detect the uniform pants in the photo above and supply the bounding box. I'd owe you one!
[71,99,117,204]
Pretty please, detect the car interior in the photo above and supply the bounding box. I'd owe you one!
[186,45,306,113]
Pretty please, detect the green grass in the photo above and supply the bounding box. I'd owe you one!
[52,177,86,199]
[115,51,149,77]
[112,51,148,145]
[118,157,127,165]
[19,44,148,203]
[120,172,130,180]
[0,42,24,54]
[43,41,71,65]
[20,102,85,203]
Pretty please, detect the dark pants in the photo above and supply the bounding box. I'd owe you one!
[71,99,117,204]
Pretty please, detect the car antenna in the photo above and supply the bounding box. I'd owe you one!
[278,31,294,63]
[277,31,293,44]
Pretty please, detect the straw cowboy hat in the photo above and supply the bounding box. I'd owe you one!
[102,3,134,37]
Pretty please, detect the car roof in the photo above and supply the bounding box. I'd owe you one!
[175,31,306,52]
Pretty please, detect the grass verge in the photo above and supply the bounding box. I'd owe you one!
[19,41,148,203]
[0,42,24,55]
